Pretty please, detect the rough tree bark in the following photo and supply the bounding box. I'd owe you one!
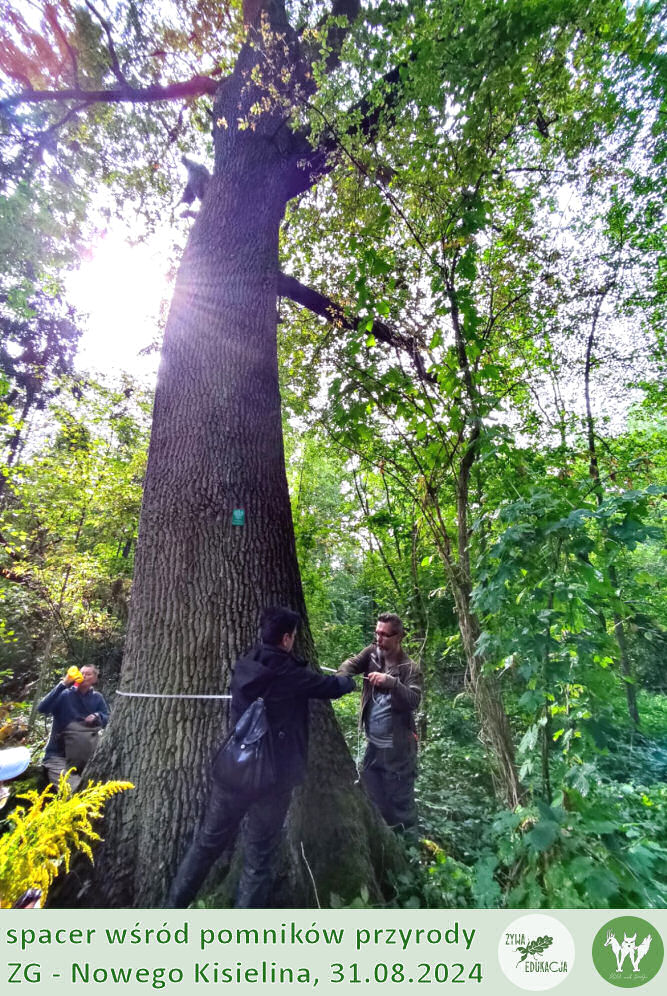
[444,558,521,810]
[51,1,404,908]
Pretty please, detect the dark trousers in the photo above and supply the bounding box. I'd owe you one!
[166,781,292,908]
[361,742,417,832]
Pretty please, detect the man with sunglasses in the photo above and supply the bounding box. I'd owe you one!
[338,613,422,833]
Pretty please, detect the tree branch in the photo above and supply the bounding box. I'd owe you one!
[352,468,403,596]
[45,1,80,87]
[288,54,413,197]
[278,271,435,383]
[32,101,93,159]
[1,75,220,110]
[352,60,408,141]
[323,0,361,71]
[84,0,130,88]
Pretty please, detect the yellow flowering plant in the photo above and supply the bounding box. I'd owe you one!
[0,773,132,908]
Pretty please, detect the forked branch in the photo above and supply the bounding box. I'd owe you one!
[278,271,435,384]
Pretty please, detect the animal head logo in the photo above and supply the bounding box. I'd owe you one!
[593,917,663,988]
[604,931,652,974]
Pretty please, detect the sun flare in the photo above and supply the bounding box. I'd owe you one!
[67,229,172,378]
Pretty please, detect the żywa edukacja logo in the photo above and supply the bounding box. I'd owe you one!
[592,917,664,988]
[498,914,575,991]
[515,934,555,967]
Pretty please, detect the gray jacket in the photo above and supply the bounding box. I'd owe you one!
[338,644,422,752]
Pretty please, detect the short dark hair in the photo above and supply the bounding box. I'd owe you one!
[260,606,301,645]
[377,612,405,636]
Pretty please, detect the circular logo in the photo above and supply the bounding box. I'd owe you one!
[592,916,663,988]
[498,914,575,991]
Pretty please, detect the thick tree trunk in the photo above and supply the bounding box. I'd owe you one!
[447,287,521,808]
[423,490,521,810]
[53,79,402,907]
[451,583,521,809]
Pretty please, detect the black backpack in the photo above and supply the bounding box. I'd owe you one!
[211,696,276,798]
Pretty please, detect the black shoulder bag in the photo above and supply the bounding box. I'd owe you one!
[211,683,277,798]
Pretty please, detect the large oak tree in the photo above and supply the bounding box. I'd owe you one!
[3,0,661,906]
[2,0,414,908]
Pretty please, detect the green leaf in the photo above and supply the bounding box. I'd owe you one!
[526,820,560,852]
[584,870,618,903]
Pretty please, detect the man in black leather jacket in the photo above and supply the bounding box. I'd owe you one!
[167,606,354,908]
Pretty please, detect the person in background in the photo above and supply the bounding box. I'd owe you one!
[0,746,42,908]
[338,612,422,833]
[37,665,109,790]
[0,744,30,812]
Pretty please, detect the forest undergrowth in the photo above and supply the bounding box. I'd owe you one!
[333,688,667,909]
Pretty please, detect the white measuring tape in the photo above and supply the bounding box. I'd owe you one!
[114,666,338,702]
[115,691,232,700]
